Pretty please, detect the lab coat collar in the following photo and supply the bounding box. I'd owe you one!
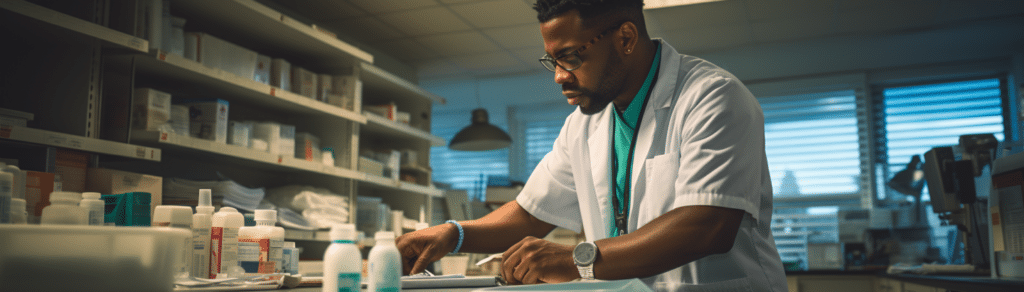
[627,40,680,221]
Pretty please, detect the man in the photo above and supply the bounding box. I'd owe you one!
[396,0,787,291]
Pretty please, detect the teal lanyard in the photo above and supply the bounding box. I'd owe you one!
[610,42,661,237]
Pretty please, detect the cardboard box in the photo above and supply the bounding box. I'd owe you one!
[280,124,296,159]
[132,88,172,131]
[85,168,163,218]
[228,120,252,148]
[270,58,291,91]
[23,171,54,223]
[295,132,321,161]
[291,66,317,98]
[316,74,332,102]
[365,103,396,121]
[183,32,258,79]
[177,99,229,144]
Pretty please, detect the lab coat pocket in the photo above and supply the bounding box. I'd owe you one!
[639,153,680,224]
[672,277,754,292]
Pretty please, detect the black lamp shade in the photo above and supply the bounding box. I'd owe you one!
[449,108,512,151]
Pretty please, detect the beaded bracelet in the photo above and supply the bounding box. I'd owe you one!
[446,220,464,254]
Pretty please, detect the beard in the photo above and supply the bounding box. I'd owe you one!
[567,52,627,115]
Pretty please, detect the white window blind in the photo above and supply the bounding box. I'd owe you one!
[524,119,564,175]
[760,90,861,196]
[882,78,1006,199]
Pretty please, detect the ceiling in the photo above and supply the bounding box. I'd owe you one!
[267,0,1024,81]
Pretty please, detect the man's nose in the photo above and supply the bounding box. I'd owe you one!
[554,66,574,84]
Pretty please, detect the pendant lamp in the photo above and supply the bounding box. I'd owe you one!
[448,80,512,151]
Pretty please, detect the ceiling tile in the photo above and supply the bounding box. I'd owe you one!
[450,51,525,70]
[644,0,747,31]
[745,0,837,22]
[272,0,367,20]
[415,59,468,79]
[348,0,439,14]
[450,0,537,29]
[375,38,443,62]
[320,16,405,43]
[482,24,543,49]
[417,32,502,56]
[656,23,753,53]
[379,7,472,35]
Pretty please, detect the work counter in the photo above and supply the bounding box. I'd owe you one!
[786,270,1024,292]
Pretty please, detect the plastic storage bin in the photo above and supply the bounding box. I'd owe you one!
[0,225,190,292]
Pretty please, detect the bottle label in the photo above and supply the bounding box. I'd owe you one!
[238,238,273,273]
[210,227,223,278]
[269,238,283,272]
[221,227,240,271]
[337,273,360,292]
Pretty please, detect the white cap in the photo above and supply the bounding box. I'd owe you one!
[254,209,277,222]
[219,206,238,213]
[283,241,296,248]
[329,224,356,241]
[50,191,81,203]
[374,231,395,241]
[153,205,194,226]
[82,192,102,200]
[197,189,215,214]
[11,198,26,211]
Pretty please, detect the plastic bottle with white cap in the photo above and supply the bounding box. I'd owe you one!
[10,197,27,224]
[323,223,361,292]
[238,209,283,274]
[367,231,402,292]
[192,189,215,278]
[192,188,215,276]
[1,163,26,201]
[80,192,105,225]
[153,205,195,279]
[211,206,245,278]
[40,191,87,225]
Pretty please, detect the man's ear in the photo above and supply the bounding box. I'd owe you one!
[619,22,639,55]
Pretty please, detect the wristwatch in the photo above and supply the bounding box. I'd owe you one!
[573,241,597,280]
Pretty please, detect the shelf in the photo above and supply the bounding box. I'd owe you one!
[0,125,160,161]
[171,0,372,70]
[0,0,147,52]
[362,113,445,147]
[130,130,363,180]
[360,62,446,105]
[133,50,366,124]
[359,173,443,198]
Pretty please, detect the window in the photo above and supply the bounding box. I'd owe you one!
[430,112,509,201]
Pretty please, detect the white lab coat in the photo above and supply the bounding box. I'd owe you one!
[516,41,787,292]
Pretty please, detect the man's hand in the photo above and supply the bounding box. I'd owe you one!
[395,223,457,275]
[500,236,578,285]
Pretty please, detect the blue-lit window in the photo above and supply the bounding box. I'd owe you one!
[761,90,861,196]
[430,113,509,201]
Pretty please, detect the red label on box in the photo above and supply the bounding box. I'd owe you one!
[211,227,224,278]
[0,125,11,138]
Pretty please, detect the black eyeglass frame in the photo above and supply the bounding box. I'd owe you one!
[538,23,624,73]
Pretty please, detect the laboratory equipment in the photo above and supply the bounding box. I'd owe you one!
[988,148,1024,277]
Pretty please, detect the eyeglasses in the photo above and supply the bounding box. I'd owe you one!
[538,24,622,72]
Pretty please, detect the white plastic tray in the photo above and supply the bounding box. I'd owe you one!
[0,225,190,292]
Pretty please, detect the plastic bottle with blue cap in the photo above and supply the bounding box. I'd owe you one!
[323,223,361,292]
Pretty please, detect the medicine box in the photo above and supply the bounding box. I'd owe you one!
[169,105,190,136]
[23,170,54,223]
[295,132,321,161]
[85,167,163,218]
[177,99,229,144]
[280,124,296,159]
[316,74,332,102]
[365,103,397,121]
[184,32,258,79]
[329,74,359,111]
[291,66,317,98]
[0,108,34,127]
[253,54,271,85]
[132,88,172,131]
[228,120,252,148]
[270,58,291,91]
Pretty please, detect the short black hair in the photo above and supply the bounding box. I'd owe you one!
[534,0,645,29]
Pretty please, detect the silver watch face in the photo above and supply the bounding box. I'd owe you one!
[573,242,596,266]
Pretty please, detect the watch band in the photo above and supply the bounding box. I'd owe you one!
[577,263,595,280]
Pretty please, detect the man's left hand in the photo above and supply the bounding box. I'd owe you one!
[500,236,578,284]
